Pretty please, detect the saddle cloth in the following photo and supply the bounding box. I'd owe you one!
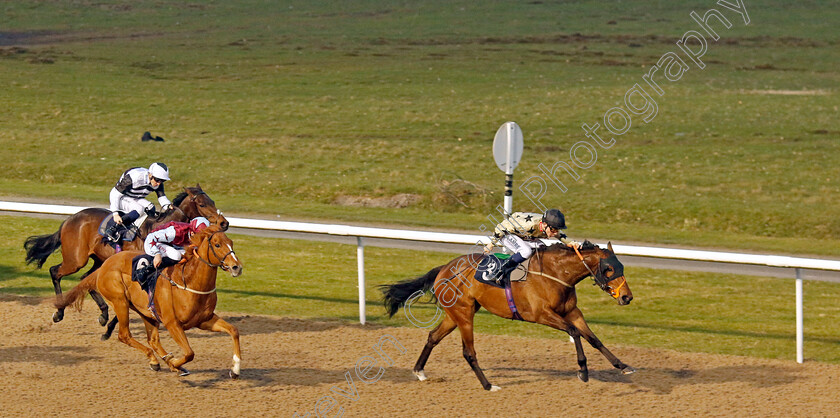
[131,254,157,291]
[473,254,531,288]
[98,212,140,243]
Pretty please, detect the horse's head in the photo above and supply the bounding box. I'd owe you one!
[191,225,243,277]
[177,184,229,230]
[593,242,632,305]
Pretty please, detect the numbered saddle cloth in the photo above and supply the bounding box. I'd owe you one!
[473,254,531,288]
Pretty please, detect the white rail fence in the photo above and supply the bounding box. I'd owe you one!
[2,200,839,363]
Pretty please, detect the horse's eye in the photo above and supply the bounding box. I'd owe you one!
[215,243,221,248]
[199,204,206,208]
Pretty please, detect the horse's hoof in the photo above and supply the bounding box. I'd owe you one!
[150,363,160,372]
[100,333,110,341]
[489,385,502,392]
[178,368,190,377]
[229,370,239,380]
[578,370,589,382]
[52,311,63,323]
[621,366,636,375]
[98,315,108,327]
[413,370,427,381]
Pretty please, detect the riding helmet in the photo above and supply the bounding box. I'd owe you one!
[190,217,210,233]
[148,162,170,181]
[543,209,567,229]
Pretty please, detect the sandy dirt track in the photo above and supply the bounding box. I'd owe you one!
[0,294,837,417]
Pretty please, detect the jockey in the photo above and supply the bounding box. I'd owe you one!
[484,208,580,284]
[138,216,210,317]
[104,162,172,242]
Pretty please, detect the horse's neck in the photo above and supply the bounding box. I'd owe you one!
[176,244,218,292]
[540,250,596,287]
[177,198,197,219]
[140,209,187,237]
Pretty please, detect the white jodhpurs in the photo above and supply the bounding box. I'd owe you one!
[109,188,153,217]
[499,234,542,260]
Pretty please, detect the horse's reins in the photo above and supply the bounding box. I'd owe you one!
[164,231,236,295]
[530,250,573,288]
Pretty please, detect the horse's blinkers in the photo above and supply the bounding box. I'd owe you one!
[595,253,625,298]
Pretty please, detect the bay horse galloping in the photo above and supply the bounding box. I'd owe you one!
[24,184,228,325]
[55,225,244,378]
[381,242,634,391]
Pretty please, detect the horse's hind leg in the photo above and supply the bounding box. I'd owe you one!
[413,315,457,381]
[101,316,118,341]
[566,308,634,375]
[142,318,167,371]
[49,248,89,322]
[451,307,498,391]
[79,258,109,326]
[198,314,242,379]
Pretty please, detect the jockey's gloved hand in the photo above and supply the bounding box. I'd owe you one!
[161,204,173,213]
[144,206,160,218]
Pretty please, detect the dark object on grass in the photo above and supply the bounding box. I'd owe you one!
[141,131,165,142]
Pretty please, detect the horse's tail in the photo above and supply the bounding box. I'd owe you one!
[24,224,63,269]
[55,269,99,312]
[380,265,444,318]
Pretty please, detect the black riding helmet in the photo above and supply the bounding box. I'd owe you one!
[543,209,567,230]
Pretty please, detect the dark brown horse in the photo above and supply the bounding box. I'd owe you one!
[55,224,244,377]
[381,242,634,391]
[24,184,228,325]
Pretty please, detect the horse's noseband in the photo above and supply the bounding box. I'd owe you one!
[197,231,236,271]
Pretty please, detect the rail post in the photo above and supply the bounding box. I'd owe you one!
[795,268,803,363]
[357,236,366,325]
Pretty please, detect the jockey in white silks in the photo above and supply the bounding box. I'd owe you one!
[104,162,172,242]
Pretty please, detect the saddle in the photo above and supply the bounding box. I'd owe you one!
[131,254,158,292]
[473,254,531,288]
[98,212,140,247]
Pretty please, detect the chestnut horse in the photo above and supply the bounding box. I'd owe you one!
[381,242,634,391]
[55,225,244,377]
[24,184,228,326]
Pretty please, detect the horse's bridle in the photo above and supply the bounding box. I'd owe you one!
[195,231,236,271]
[189,190,225,223]
[573,246,627,299]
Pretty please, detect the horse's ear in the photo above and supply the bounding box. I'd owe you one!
[607,241,614,252]
[196,183,202,190]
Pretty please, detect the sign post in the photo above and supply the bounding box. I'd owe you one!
[492,121,524,217]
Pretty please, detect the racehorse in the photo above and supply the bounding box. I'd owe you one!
[24,184,228,325]
[55,224,244,378]
[381,242,634,391]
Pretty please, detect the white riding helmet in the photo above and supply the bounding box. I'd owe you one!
[189,217,210,233]
[148,162,170,181]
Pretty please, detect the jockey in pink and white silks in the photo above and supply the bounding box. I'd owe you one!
[138,217,210,317]
[484,209,579,283]
[105,162,172,241]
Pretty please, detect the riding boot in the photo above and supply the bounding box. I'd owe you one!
[493,253,527,284]
[104,222,123,243]
[146,270,161,321]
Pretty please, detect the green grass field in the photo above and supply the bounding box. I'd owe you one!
[1,0,838,254]
[2,1,839,363]
[4,215,839,363]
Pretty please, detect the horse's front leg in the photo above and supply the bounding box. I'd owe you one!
[566,308,635,375]
[198,314,242,379]
[161,319,194,376]
[536,310,589,382]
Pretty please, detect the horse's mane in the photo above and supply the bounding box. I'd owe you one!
[190,224,223,247]
[172,185,205,207]
[540,240,598,253]
[172,192,188,207]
